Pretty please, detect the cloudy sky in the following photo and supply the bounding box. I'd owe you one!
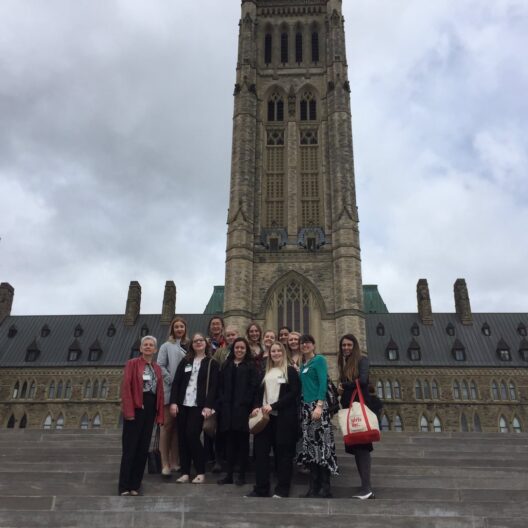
[1,0,527,316]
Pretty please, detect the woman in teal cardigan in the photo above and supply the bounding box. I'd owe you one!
[297,334,338,498]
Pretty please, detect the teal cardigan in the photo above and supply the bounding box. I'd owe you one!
[299,354,327,403]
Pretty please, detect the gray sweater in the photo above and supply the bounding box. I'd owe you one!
[157,339,186,405]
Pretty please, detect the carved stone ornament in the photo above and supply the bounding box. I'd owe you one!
[260,227,288,250]
[288,85,296,117]
[297,226,326,251]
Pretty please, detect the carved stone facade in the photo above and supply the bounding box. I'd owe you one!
[224,0,365,353]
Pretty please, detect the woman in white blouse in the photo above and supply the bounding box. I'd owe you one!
[169,332,219,484]
[247,342,301,497]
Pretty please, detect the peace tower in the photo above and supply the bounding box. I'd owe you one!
[223,0,365,353]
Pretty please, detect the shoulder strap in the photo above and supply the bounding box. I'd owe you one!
[205,357,212,397]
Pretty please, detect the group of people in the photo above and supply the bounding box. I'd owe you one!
[118,316,379,500]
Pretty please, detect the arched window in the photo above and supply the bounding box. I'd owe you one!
[19,414,27,428]
[92,380,99,399]
[431,380,439,400]
[460,413,469,432]
[420,415,429,432]
[100,380,108,399]
[384,380,392,400]
[7,414,16,428]
[311,31,319,62]
[300,91,316,121]
[280,31,288,64]
[512,417,522,433]
[461,380,469,400]
[376,380,383,399]
[264,32,272,64]
[499,415,509,433]
[56,380,63,399]
[20,381,28,399]
[376,323,385,336]
[107,323,116,337]
[473,413,482,432]
[453,380,460,400]
[482,322,491,336]
[500,381,508,400]
[411,323,420,336]
[93,414,102,429]
[267,93,284,122]
[275,279,315,335]
[80,414,89,430]
[65,380,72,400]
[491,380,499,400]
[446,322,455,336]
[433,416,442,433]
[28,381,36,399]
[509,381,517,400]
[84,381,92,399]
[48,381,55,400]
[423,380,431,399]
[394,415,403,432]
[140,324,149,337]
[74,324,83,338]
[12,381,19,399]
[41,325,51,338]
[393,380,401,400]
[470,380,478,400]
[56,414,64,430]
[415,380,423,400]
[295,31,303,63]
[43,414,53,430]
[380,414,390,431]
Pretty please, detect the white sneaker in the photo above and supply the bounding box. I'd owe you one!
[353,490,374,500]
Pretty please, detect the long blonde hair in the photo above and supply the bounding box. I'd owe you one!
[264,342,289,382]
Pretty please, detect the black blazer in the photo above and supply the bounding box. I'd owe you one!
[217,359,257,433]
[340,356,371,409]
[253,365,301,445]
[170,355,219,409]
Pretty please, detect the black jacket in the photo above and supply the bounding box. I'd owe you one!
[340,356,371,409]
[217,359,257,432]
[253,366,301,445]
[170,355,219,409]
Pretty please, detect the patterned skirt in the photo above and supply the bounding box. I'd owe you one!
[296,401,339,475]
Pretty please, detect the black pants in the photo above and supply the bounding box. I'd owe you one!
[224,430,249,476]
[178,406,205,475]
[118,392,156,493]
[253,415,295,497]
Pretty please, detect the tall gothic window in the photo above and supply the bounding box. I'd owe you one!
[394,415,403,432]
[265,129,285,227]
[420,415,429,432]
[56,414,64,430]
[43,414,53,430]
[311,31,319,63]
[499,415,509,433]
[300,92,316,121]
[433,416,442,432]
[276,279,312,334]
[299,129,320,225]
[267,93,284,122]
[295,31,303,63]
[264,33,272,64]
[280,31,288,64]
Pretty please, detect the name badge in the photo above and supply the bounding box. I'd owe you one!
[185,364,193,373]
[302,368,309,374]
[278,377,286,384]
[142,374,151,381]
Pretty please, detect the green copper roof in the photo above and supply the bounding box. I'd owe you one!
[203,284,388,315]
[363,285,389,314]
[203,286,225,314]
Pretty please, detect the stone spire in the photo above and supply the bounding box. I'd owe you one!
[416,279,433,325]
[454,278,472,325]
[124,281,141,326]
[160,281,176,325]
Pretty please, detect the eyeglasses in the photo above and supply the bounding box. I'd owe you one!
[193,338,205,343]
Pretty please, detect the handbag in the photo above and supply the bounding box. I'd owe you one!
[202,358,217,438]
[249,408,270,434]
[147,424,162,474]
[326,377,340,417]
[338,379,381,446]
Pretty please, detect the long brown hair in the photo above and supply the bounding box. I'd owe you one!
[168,316,189,347]
[337,333,364,382]
[185,332,210,362]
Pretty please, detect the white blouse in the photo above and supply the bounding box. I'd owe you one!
[183,357,203,407]
[263,367,286,414]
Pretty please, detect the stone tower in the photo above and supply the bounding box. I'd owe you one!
[224,0,365,353]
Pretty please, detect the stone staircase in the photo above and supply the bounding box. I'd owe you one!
[0,428,527,527]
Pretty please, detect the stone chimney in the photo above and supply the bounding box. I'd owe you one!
[454,278,473,325]
[416,279,433,325]
[160,281,176,325]
[0,282,15,325]
[124,281,141,326]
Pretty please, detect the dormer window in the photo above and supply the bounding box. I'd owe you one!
[446,323,455,337]
[140,324,149,337]
[74,324,83,338]
[107,324,116,337]
[376,323,385,337]
[411,323,420,337]
[385,338,399,361]
[497,339,511,361]
[517,323,527,337]
[40,325,51,338]
[452,339,466,361]
[408,339,421,361]
[8,325,17,338]
[482,322,491,336]
[25,340,40,362]
[88,340,102,362]
[130,339,140,359]
[68,339,82,362]
[519,339,528,362]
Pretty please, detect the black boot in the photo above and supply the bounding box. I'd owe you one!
[300,464,320,497]
[320,467,332,498]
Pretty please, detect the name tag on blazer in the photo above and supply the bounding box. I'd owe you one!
[142,374,152,381]
[185,364,193,373]
[277,376,286,384]
[302,367,309,374]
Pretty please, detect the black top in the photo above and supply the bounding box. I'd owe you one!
[340,356,371,409]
